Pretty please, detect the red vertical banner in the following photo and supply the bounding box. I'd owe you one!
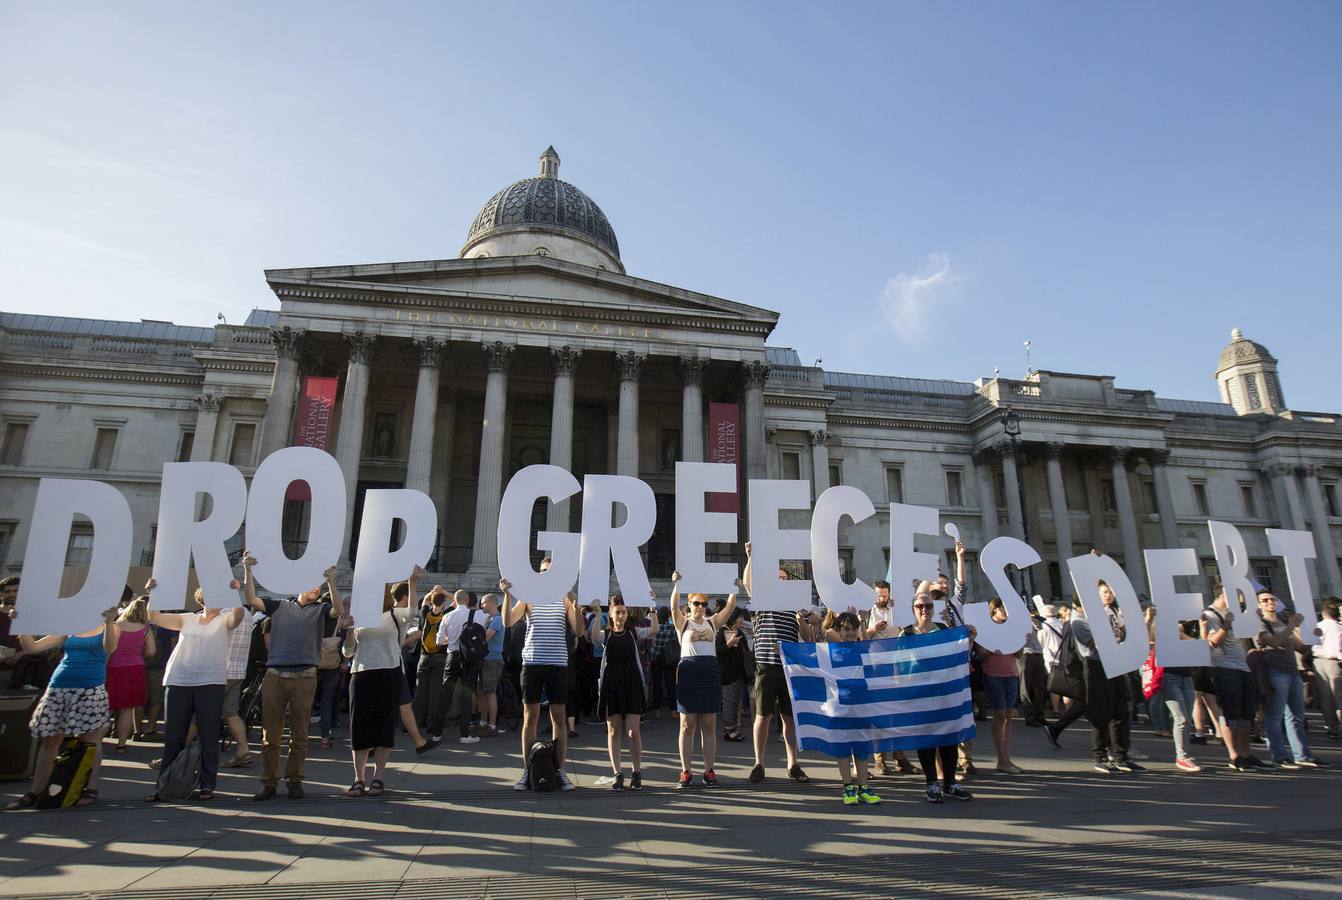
[706,401,741,514]
[286,375,339,500]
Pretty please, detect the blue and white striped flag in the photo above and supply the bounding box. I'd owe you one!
[780,626,977,758]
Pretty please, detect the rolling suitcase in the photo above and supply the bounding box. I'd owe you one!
[0,689,41,781]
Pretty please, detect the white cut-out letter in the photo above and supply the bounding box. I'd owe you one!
[747,479,813,611]
[498,465,580,605]
[811,485,874,611]
[966,536,1038,654]
[350,489,437,626]
[578,475,655,605]
[152,462,247,609]
[246,448,345,597]
[1144,548,1210,668]
[674,462,739,596]
[1067,551,1148,677]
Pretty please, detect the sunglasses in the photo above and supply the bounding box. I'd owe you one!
[690,601,707,608]
[913,603,933,610]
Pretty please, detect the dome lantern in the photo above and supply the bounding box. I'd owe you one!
[1215,327,1285,415]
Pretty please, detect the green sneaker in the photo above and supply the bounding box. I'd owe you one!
[858,784,881,805]
[842,783,859,806]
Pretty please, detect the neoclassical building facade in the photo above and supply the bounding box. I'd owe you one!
[1,148,1340,601]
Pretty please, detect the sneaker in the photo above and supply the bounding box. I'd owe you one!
[1277,759,1301,770]
[1245,755,1276,770]
[1228,757,1248,772]
[925,783,944,803]
[1296,757,1328,768]
[1175,757,1203,773]
[1128,748,1150,761]
[494,725,508,735]
[427,733,442,742]
[1044,725,1061,749]
[252,785,277,802]
[842,784,859,806]
[946,783,974,801]
[630,771,643,791]
[702,769,719,788]
[1113,758,1146,773]
[611,772,625,792]
[858,784,881,805]
[1094,760,1119,774]
[513,772,530,791]
[748,764,765,784]
[459,735,481,745]
[556,769,576,791]
[677,770,693,790]
[1190,733,1208,745]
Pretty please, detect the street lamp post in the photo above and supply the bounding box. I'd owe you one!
[1001,407,1035,596]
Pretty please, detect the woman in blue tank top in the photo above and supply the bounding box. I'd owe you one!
[6,606,121,809]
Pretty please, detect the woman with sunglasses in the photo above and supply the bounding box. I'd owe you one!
[901,591,975,803]
[669,571,739,788]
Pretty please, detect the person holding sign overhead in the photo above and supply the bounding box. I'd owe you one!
[669,572,738,788]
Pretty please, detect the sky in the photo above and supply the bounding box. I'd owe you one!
[1,2,1339,409]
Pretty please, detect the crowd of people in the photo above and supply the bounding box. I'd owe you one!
[1,541,1338,810]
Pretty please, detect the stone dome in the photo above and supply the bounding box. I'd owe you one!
[461,147,621,266]
[1217,327,1276,373]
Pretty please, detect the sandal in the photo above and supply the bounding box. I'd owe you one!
[319,738,333,749]
[194,789,214,802]
[144,793,164,803]
[75,789,98,807]
[345,781,366,797]
[787,765,810,783]
[6,792,37,811]
[223,753,254,768]
[367,779,384,796]
[113,746,129,756]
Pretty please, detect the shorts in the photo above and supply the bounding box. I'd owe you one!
[984,674,1020,712]
[145,666,166,708]
[31,685,109,738]
[221,678,244,718]
[754,664,792,717]
[522,664,568,706]
[1212,667,1256,727]
[479,659,503,695]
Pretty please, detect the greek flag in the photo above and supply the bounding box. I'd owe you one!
[780,626,977,757]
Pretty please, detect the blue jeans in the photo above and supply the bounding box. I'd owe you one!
[1159,672,1195,761]
[314,668,341,739]
[1265,669,1311,763]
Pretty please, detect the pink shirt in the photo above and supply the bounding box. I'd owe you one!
[107,625,148,668]
[980,650,1019,679]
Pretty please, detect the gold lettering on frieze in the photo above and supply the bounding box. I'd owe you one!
[391,307,660,339]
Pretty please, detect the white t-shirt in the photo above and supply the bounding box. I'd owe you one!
[348,607,412,673]
[435,604,482,654]
[1314,618,1341,661]
[164,613,233,687]
[868,603,896,636]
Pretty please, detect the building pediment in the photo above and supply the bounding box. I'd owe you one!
[265,255,778,336]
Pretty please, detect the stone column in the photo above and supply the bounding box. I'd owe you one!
[1149,449,1179,550]
[973,447,999,542]
[1264,462,1308,531]
[547,346,582,532]
[405,337,445,495]
[1110,446,1146,592]
[467,341,513,578]
[190,393,222,463]
[428,395,456,567]
[742,360,769,480]
[257,327,305,461]
[999,440,1025,542]
[334,333,376,563]
[1301,465,1342,595]
[614,351,645,477]
[679,356,707,463]
[810,430,831,500]
[1044,442,1074,579]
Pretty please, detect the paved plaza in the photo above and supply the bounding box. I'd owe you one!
[0,712,1339,899]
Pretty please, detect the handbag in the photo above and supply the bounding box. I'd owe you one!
[1046,623,1085,700]
[318,635,341,671]
[1140,650,1164,700]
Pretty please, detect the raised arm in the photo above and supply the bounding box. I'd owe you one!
[741,541,753,597]
[405,565,421,609]
[564,592,582,637]
[19,634,65,654]
[240,555,266,613]
[586,601,603,646]
[499,579,526,628]
[711,580,740,630]
[669,571,686,633]
[143,578,185,630]
[101,609,121,655]
[324,566,343,619]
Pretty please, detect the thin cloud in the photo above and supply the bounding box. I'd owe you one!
[878,252,959,343]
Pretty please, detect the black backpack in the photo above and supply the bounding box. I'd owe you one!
[527,740,560,792]
[156,740,202,801]
[36,739,96,809]
[458,608,489,665]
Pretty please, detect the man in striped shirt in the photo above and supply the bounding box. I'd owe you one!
[500,559,582,791]
[742,542,815,784]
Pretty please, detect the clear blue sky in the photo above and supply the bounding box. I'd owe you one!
[2,2,1339,409]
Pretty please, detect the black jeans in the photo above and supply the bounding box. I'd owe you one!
[432,652,480,738]
[1056,658,1132,761]
[161,683,225,791]
[1019,654,1048,722]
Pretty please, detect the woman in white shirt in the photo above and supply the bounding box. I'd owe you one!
[143,581,246,802]
[341,574,416,796]
[669,571,738,789]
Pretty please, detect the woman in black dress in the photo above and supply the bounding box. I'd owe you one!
[592,595,647,791]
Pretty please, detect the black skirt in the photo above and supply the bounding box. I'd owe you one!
[349,667,401,751]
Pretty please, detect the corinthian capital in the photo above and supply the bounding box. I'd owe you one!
[550,345,583,378]
[678,355,707,386]
[615,350,646,383]
[195,393,221,412]
[1148,448,1171,466]
[414,337,446,368]
[482,341,514,373]
[344,332,377,365]
[1109,445,1131,468]
[810,430,832,447]
[269,326,305,359]
[741,359,770,389]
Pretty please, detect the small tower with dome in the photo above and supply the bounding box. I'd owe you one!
[1216,327,1286,415]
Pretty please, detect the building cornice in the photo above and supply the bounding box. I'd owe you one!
[0,361,204,388]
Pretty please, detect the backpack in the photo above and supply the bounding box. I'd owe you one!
[458,608,489,665]
[36,739,96,809]
[526,740,560,792]
[156,740,202,801]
